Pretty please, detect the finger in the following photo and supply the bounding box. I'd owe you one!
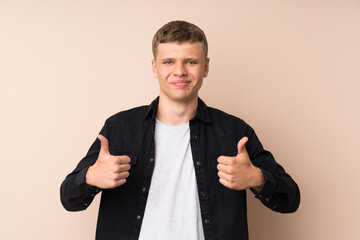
[219,178,232,189]
[115,155,131,164]
[110,178,127,188]
[98,134,110,154]
[217,156,234,165]
[117,163,131,172]
[217,163,233,174]
[237,137,248,155]
[115,171,130,180]
[117,178,127,186]
[217,171,232,181]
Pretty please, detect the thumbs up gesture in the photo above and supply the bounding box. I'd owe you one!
[217,137,265,191]
[86,134,131,189]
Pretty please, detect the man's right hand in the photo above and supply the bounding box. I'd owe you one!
[85,134,131,189]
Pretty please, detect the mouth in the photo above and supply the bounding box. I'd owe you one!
[171,80,191,88]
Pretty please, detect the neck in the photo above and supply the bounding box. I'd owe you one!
[156,95,198,125]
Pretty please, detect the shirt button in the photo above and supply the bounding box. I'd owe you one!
[84,203,88,207]
[142,187,147,192]
[204,219,210,224]
[91,194,95,197]
[149,158,154,162]
[136,215,141,220]
[265,198,270,202]
[192,135,198,140]
[196,161,201,166]
[258,194,263,199]
[201,192,206,197]
[272,205,277,209]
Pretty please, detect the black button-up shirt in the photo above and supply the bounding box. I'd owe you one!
[60,97,300,240]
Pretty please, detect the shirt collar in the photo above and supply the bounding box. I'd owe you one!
[144,96,212,123]
[144,97,159,121]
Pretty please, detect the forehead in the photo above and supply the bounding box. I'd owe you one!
[156,42,204,59]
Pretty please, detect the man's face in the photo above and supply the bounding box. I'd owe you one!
[152,42,209,104]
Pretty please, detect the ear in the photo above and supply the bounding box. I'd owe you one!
[152,59,158,79]
[203,58,210,78]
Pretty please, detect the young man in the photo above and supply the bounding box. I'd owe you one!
[61,21,300,240]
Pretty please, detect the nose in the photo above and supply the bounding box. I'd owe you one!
[173,63,187,77]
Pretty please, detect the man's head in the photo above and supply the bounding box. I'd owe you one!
[151,20,210,104]
[152,20,208,59]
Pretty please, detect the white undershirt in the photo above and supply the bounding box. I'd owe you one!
[138,120,204,240]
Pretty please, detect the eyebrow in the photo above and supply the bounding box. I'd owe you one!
[160,58,173,61]
[159,58,200,61]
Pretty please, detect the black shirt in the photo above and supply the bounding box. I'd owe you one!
[60,97,300,240]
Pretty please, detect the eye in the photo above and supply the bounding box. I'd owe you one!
[187,61,197,65]
[164,61,173,65]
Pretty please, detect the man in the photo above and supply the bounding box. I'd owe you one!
[60,20,300,240]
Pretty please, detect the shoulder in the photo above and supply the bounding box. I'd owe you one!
[204,105,255,138]
[207,106,247,126]
[104,105,149,128]
[205,106,263,153]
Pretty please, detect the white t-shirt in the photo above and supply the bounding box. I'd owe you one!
[138,120,204,240]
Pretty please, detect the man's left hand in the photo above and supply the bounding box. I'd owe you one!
[217,137,265,191]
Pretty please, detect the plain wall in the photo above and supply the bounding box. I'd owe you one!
[1,0,359,239]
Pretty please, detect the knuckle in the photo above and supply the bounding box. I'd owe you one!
[119,179,127,185]
[109,158,118,165]
[108,181,118,189]
[120,155,131,162]
[113,156,121,163]
[120,171,128,178]
[114,165,121,172]
[229,158,235,165]
[125,163,131,170]
[219,156,227,162]
[119,164,131,172]
[111,173,118,181]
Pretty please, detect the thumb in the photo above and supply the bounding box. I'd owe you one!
[98,134,110,154]
[237,137,248,155]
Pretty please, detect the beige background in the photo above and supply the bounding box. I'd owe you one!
[1,0,359,239]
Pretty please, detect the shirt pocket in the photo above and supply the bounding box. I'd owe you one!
[108,147,139,190]
[109,148,138,167]
[211,151,245,200]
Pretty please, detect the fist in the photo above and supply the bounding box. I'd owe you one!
[86,134,131,189]
[217,137,264,191]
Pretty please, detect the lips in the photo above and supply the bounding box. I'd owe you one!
[171,80,191,87]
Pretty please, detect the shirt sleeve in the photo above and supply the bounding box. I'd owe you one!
[245,125,300,213]
[60,125,109,211]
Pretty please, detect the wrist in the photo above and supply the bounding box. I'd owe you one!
[250,167,265,192]
[85,166,95,187]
